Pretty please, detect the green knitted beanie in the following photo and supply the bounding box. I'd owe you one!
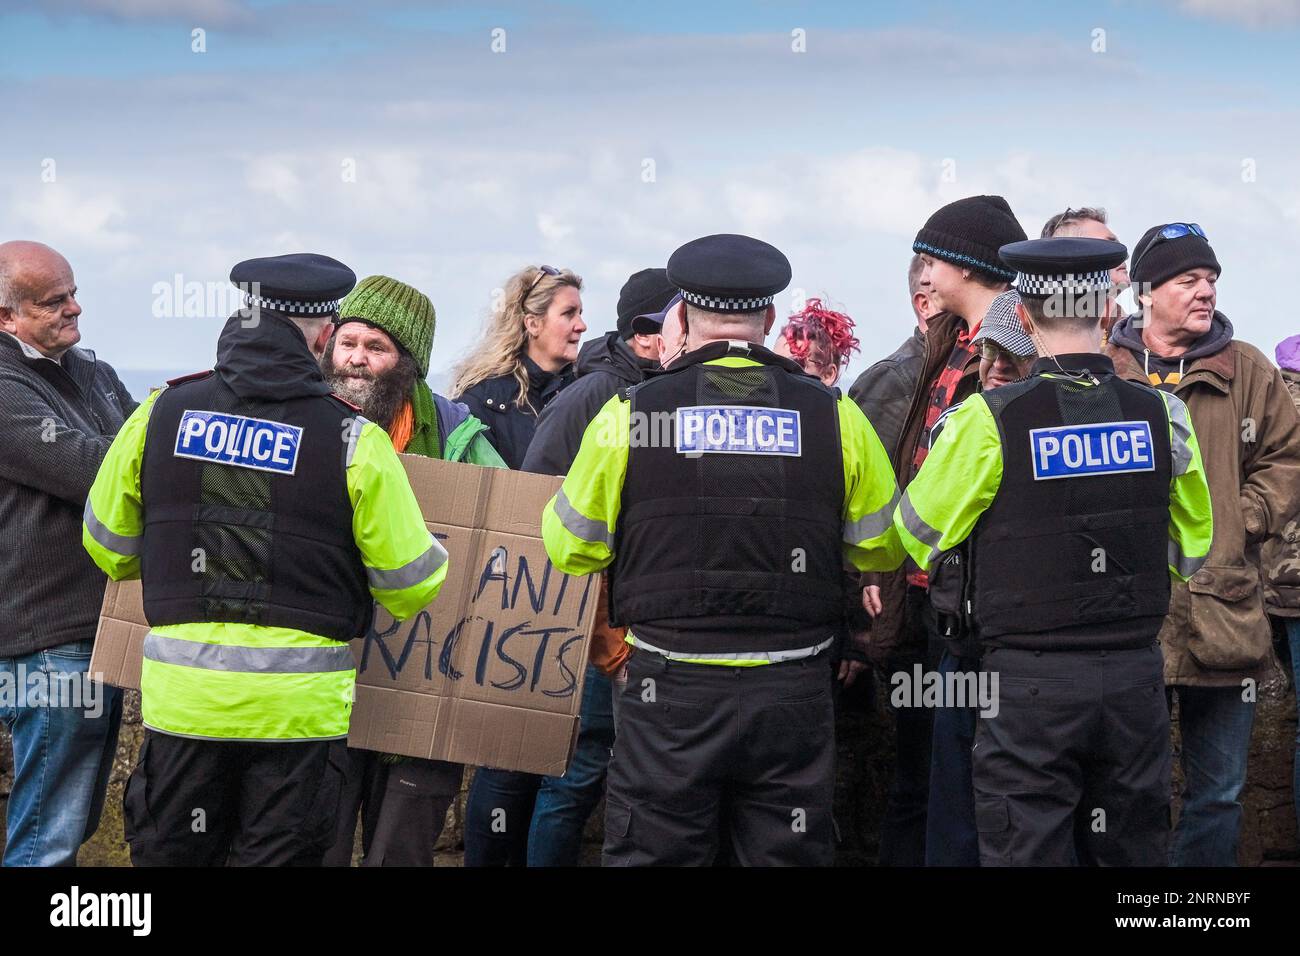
[336,275,436,377]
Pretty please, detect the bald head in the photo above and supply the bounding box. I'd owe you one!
[0,241,83,359]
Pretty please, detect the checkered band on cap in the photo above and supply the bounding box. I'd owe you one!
[679,288,776,311]
[243,292,340,315]
[1014,270,1111,297]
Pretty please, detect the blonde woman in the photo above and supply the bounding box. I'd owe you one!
[451,265,585,469]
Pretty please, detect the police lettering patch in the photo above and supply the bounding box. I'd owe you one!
[174,410,302,475]
[676,405,801,456]
[1029,420,1155,480]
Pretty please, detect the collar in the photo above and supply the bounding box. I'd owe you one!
[1030,352,1116,378]
[668,339,810,377]
[1,330,63,365]
[522,352,572,389]
[1107,339,1235,393]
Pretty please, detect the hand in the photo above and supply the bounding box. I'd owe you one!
[862,585,883,618]
[837,658,866,688]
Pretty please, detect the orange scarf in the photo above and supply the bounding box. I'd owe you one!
[388,399,415,453]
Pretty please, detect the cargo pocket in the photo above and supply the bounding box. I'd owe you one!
[975,796,1012,867]
[1186,565,1272,670]
[300,743,350,861]
[602,797,634,866]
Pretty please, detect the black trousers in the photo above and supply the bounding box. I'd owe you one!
[322,749,463,867]
[972,644,1171,867]
[604,649,835,867]
[124,730,348,866]
[878,586,944,866]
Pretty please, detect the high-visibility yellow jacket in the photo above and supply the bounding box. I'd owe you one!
[540,354,904,663]
[894,374,1213,582]
[83,390,447,741]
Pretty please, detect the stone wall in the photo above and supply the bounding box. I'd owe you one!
[1,664,1296,866]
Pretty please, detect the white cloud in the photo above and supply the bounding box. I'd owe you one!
[11,181,136,254]
[1172,0,1300,27]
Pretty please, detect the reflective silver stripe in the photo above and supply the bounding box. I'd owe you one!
[143,632,354,673]
[630,633,835,663]
[1168,538,1206,578]
[141,721,349,742]
[344,415,370,468]
[899,492,943,565]
[554,487,614,549]
[844,489,900,543]
[1165,394,1195,477]
[83,498,142,556]
[366,534,448,591]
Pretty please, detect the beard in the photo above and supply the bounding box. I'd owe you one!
[322,342,419,430]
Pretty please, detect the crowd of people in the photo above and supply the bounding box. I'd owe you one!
[1,191,1298,867]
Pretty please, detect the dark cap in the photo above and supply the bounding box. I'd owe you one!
[616,268,678,338]
[999,237,1127,298]
[1129,223,1220,291]
[630,291,682,336]
[666,233,792,313]
[913,195,1026,282]
[230,253,356,316]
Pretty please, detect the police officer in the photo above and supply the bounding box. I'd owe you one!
[83,254,449,866]
[541,234,904,866]
[894,237,1214,866]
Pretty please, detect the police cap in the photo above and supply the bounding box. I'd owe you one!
[666,234,792,313]
[998,237,1127,298]
[230,253,357,316]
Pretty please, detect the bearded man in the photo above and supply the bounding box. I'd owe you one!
[320,274,505,867]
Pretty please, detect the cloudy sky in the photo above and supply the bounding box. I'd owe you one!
[3,0,1299,393]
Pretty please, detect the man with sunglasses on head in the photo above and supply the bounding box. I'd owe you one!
[1106,222,1300,866]
[1041,207,1131,345]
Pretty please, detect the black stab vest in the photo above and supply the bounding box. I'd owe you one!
[609,343,845,655]
[971,370,1173,649]
[140,371,372,641]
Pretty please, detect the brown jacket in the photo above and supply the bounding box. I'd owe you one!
[1106,338,1300,686]
[863,311,980,667]
[1262,368,1300,618]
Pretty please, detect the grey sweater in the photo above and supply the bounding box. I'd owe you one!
[0,332,136,656]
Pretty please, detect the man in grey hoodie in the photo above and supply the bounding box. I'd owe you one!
[0,240,135,865]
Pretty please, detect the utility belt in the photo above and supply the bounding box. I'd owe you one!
[926,545,981,661]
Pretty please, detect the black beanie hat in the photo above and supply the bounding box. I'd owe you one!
[1129,223,1221,291]
[616,268,677,339]
[913,195,1027,282]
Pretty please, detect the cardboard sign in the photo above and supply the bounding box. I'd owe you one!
[90,454,598,776]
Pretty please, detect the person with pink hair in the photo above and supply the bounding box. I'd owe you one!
[772,297,860,387]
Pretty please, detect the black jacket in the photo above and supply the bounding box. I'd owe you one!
[458,355,574,469]
[0,332,137,655]
[848,327,925,468]
[521,332,656,476]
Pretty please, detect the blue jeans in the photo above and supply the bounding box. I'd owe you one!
[1169,684,1256,867]
[1288,620,1300,842]
[464,768,539,866]
[528,663,615,867]
[925,650,979,866]
[1,639,122,866]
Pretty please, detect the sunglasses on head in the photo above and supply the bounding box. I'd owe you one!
[1131,223,1207,274]
[520,265,561,312]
